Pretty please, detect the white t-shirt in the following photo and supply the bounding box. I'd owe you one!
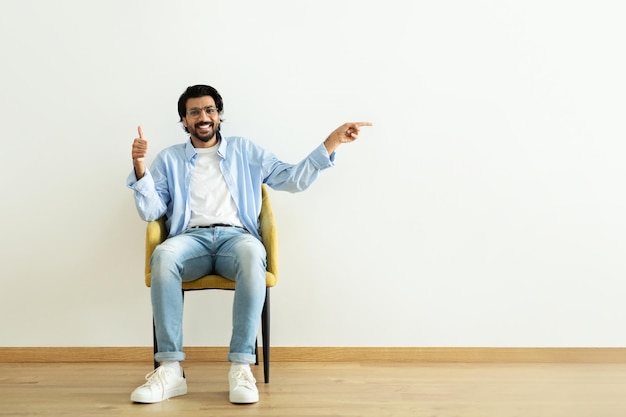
[187,146,243,228]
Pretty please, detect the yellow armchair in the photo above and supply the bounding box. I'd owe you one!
[144,184,278,383]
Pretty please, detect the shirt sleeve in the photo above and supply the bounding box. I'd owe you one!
[263,142,335,192]
[126,168,168,221]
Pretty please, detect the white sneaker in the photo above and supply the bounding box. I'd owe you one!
[228,364,259,404]
[130,366,187,403]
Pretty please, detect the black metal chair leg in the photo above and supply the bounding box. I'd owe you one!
[261,288,270,383]
[152,317,158,369]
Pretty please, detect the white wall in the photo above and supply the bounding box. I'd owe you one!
[1,0,625,349]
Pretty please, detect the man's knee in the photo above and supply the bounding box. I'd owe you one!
[234,238,267,270]
[151,245,175,268]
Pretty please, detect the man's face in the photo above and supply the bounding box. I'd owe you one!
[183,96,220,144]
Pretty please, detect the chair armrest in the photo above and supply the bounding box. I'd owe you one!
[260,184,279,279]
[145,217,167,286]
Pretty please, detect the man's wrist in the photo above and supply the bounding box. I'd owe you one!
[324,137,339,153]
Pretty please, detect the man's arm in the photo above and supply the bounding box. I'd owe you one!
[261,121,373,193]
[127,125,168,221]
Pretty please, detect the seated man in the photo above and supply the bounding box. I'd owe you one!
[126,84,371,404]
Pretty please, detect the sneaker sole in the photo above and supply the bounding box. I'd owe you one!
[131,384,188,403]
[229,392,259,404]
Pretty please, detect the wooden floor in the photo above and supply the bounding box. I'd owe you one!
[1,361,625,416]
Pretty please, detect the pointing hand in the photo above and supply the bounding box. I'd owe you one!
[323,121,373,154]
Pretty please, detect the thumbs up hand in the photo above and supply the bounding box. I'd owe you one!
[132,125,148,179]
[132,125,148,161]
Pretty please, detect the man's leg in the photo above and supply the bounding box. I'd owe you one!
[214,228,267,403]
[131,230,214,403]
[150,231,215,361]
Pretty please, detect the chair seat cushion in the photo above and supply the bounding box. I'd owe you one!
[146,272,277,290]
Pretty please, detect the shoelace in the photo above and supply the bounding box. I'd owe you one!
[141,366,173,398]
[231,367,256,390]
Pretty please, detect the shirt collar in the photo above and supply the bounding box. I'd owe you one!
[217,133,227,158]
[184,132,226,160]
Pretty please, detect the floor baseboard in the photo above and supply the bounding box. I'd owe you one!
[1,347,625,363]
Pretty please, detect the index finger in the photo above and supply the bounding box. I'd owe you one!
[353,122,373,127]
[138,125,145,139]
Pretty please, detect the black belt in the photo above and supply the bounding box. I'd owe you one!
[192,223,238,229]
[196,223,234,228]
[190,223,248,232]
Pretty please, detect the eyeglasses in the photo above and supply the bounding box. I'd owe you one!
[187,107,218,118]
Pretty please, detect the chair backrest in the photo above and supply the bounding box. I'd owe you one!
[259,184,279,279]
[144,184,278,286]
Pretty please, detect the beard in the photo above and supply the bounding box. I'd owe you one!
[189,122,217,143]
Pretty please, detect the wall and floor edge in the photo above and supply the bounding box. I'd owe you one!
[1,347,625,363]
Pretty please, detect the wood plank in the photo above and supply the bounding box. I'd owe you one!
[1,361,626,416]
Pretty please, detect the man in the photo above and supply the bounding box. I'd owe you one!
[126,84,371,404]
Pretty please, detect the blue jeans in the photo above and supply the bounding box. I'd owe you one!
[150,226,267,364]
